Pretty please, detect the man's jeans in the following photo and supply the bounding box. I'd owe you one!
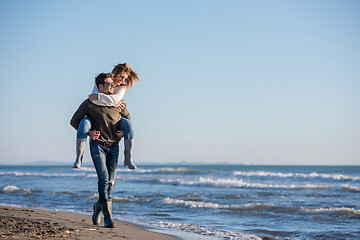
[90,141,119,202]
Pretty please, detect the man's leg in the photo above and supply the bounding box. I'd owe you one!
[98,143,119,228]
[90,141,110,202]
[106,143,119,198]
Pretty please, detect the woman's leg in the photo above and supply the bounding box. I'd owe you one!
[73,116,92,168]
[118,118,136,169]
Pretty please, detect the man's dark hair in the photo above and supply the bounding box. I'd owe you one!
[95,73,114,88]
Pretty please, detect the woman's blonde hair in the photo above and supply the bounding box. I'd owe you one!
[111,63,140,88]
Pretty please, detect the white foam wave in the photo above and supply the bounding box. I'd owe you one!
[148,220,262,240]
[112,196,139,202]
[88,193,139,203]
[300,207,360,216]
[112,167,175,174]
[74,167,96,172]
[233,171,360,181]
[197,177,333,190]
[163,197,274,210]
[0,171,88,177]
[341,184,360,192]
[116,175,334,190]
[0,203,29,208]
[3,185,20,192]
[2,185,32,193]
[115,167,201,174]
[164,197,360,219]
[85,174,98,178]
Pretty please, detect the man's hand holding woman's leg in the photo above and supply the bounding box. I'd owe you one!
[88,130,100,140]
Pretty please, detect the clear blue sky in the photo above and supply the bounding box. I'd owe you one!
[0,0,359,165]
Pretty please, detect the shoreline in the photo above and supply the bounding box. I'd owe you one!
[0,206,180,240]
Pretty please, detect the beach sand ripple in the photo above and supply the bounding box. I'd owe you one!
[0,214,77,238]
[0,206,179,240]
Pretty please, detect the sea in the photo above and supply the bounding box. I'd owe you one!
[0,164,359,240]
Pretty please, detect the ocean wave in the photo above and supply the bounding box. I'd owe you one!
[163,197,274,211]
[75,166,203,174]
[196,177,333,190]
[0,203,30,208]
[1,185,35,194]
[73,167,96,172]
[51,191,94,198]
[116,175,335,190]
[112,196,139,203]
[85,173,98,178]
[116,167,203,174]
[3,185,22,192]
[148,220,262,240]
[233,171,360,181]
[300,207,360,217]
[163,197,360,219]
[0,171,88,177]
[87,193,140,203]
[341,184,360,192]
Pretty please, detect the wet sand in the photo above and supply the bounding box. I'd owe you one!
[0,206,179,239]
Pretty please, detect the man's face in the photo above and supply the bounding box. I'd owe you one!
[99,77,115,94]
[114,72,129,86]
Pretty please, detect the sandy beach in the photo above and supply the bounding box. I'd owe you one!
[0,206,179,240]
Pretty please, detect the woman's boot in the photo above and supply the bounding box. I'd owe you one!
[124,139,137,169]
[92,200,102,225]
[100,199,115,228]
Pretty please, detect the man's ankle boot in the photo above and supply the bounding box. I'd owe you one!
[100,199,115,228]
[92,200,102,225]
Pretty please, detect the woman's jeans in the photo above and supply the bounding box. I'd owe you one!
[90,141,119,202]
[118,117,134,139]
[77,117,92,139]
[77,117,134,139]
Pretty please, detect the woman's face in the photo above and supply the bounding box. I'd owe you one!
[114,71,129,86]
